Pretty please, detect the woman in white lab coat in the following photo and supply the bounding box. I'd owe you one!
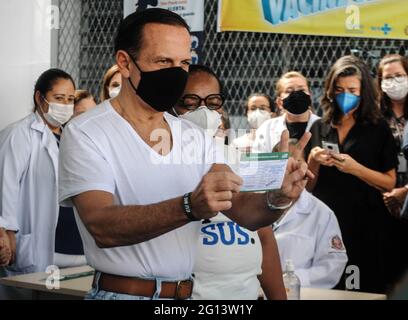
[0,69,77,285]
[273,190,348,288]
[253,71,320,153]
[231,93,278,153]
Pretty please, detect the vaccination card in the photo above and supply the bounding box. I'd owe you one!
[239,152,289,192]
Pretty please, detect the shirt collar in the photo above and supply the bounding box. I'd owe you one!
[273,191,312,230]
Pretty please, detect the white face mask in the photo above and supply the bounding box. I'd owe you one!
[179,106,222,137]
[42,99,74,127]
[381,76,408,101]
[109,86,121,99]
[247,109,271,129]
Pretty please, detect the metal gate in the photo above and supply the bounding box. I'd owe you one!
[56,0,407,128]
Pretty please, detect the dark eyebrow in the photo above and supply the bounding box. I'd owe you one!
[53,94,75,99]
[154,56,173,61]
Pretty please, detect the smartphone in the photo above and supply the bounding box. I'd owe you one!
[398,153,407,173]
[322,141,340,154]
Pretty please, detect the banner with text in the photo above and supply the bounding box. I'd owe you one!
[218,0,408,39]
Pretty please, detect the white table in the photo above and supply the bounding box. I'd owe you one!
[301,287,386,300]
[0,266,387,300]
[0,266,93,299]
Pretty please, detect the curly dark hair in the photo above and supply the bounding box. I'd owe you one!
[321,55,381,126]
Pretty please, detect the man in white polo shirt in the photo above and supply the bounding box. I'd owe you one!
[59,8,310,300]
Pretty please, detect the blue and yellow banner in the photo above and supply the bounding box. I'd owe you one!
[218,0,408,39]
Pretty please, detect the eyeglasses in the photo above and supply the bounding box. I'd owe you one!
[179,94,225,111]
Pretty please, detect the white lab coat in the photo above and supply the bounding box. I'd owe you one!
[273,191,348,288]
[253,112,320,152]
[0,112,59,276]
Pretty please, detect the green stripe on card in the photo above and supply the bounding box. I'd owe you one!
[240,152,289,162]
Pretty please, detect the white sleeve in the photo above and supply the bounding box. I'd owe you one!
[295,209,348,289]
[0,128,31,232]
[252,121,271,153]
[58,123,115,207]
[202,134,226,175]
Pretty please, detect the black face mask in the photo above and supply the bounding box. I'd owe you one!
[127,54,188,112]
[282,90,311,115]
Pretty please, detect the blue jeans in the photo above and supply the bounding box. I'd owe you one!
[85,272,190,300]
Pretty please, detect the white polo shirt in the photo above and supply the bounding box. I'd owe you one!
[59,101,222,280]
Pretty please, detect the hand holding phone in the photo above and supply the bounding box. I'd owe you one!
[330,153,345,162]
[321,141,340,154]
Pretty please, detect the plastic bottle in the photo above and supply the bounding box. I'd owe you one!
[283,259,301,300]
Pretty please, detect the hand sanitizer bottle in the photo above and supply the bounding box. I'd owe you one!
[283,259,301,300]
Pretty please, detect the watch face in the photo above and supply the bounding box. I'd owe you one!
[266,191,293,211]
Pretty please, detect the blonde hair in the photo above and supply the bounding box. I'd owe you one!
[100,64,120,102]
[275,71,309,98]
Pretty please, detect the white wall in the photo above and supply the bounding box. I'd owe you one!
[0,0,52,130]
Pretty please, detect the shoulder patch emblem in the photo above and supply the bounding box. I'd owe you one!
[331,235,345,251]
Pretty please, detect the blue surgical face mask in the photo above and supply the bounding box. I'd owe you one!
[335,92,360,115]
